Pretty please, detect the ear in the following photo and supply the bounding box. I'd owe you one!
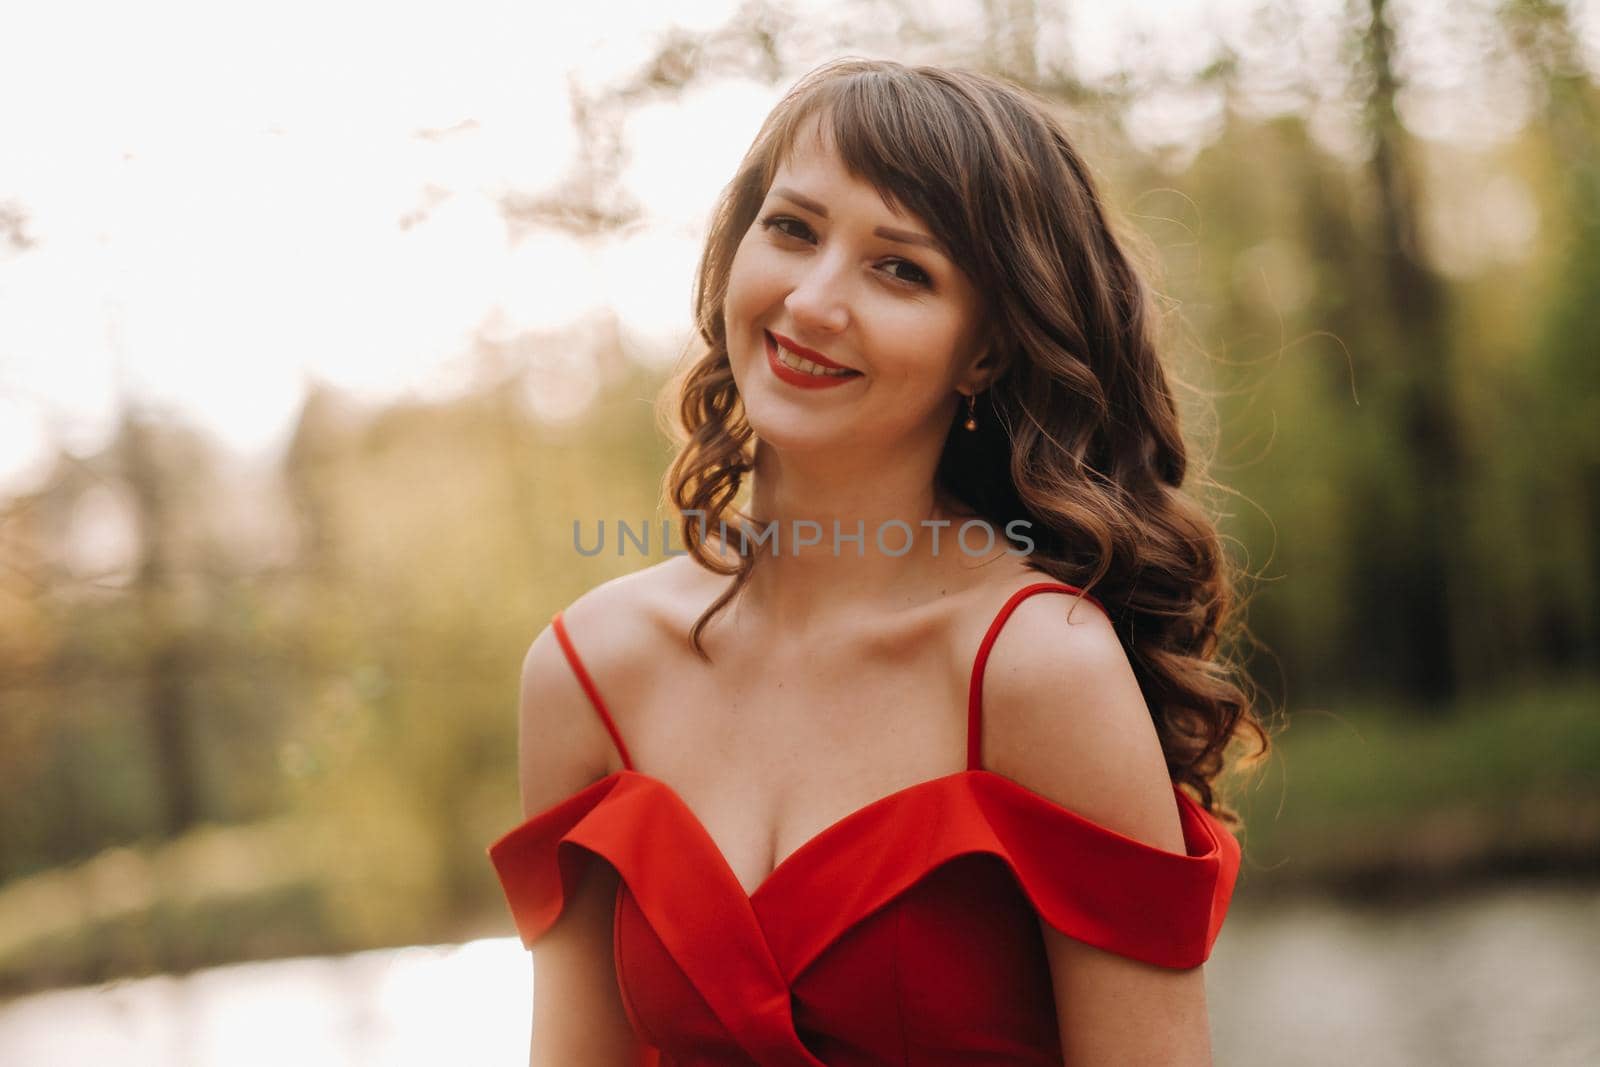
[957,339,1003,395]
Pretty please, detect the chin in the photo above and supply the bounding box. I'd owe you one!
[746,414,847,454]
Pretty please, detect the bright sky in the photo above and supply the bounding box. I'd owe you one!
[0,0,750,490]
[1,0,1593,497]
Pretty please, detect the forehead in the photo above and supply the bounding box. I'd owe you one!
[767,112,914,220]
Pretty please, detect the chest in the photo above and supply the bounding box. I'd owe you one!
[619,626,971,899]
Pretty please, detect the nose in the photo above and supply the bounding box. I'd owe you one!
[783,254,850,334]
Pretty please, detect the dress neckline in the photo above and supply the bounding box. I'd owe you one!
[489,761,1239,997]
[545,765,1217,903]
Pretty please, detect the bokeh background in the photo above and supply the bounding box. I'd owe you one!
[2,0,1598,1063]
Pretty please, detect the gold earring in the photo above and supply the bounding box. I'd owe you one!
[963,392,978,432]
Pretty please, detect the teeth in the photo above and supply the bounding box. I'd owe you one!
[775,342,853,377]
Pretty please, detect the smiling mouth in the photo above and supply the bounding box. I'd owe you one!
[765,331,861,378]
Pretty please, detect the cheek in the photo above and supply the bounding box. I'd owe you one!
[868,309,974,385]
[725,236,778,317]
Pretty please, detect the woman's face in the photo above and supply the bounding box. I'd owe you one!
[723,118,990,456]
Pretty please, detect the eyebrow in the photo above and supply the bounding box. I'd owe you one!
[771,185,945,255]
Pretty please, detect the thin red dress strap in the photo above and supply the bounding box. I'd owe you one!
[966,581,1105,771]
[549,611,635,772]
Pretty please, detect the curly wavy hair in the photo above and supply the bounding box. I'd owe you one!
[656,58,1268,818]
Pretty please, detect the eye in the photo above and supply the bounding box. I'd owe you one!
[758,212,935,290]
[759,214,814,242]
[881,258,932,288]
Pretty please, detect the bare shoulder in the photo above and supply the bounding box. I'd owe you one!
[517,556,719,816]
[555,557,686,665]
[975,571,1185,852]
[557,554,726,680]
[518,556,732,812]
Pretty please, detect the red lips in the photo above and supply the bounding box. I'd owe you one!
[764,330,863,390]
[768,330,855,372]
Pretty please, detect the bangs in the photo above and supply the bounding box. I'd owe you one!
[756,68,989,282]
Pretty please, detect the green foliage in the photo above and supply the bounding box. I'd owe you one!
[1231,677,1600,893]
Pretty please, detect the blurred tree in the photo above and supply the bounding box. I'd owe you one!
[1354,0,1476,706]
[117,406,204,836]
[1503,0,1600,669]
[984,0,1039,82]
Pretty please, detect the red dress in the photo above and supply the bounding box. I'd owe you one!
[488,581,1241,1065]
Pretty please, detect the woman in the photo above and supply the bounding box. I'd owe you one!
[490,58,1268,1065]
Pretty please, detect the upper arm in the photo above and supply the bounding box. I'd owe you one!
[981,592,1214,1067]
[516,606,651,1064]
[517,619,613,816]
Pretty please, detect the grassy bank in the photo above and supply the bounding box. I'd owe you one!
[1228,676,1600,897]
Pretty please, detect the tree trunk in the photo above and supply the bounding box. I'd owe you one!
[120,409,203,836]
[1360,0,1475,706]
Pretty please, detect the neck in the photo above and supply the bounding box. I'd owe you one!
[723,438,985,631]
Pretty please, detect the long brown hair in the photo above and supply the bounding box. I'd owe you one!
[657,58,1269,818]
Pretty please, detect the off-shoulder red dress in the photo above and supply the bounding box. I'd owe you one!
[488,581,1241,1065]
